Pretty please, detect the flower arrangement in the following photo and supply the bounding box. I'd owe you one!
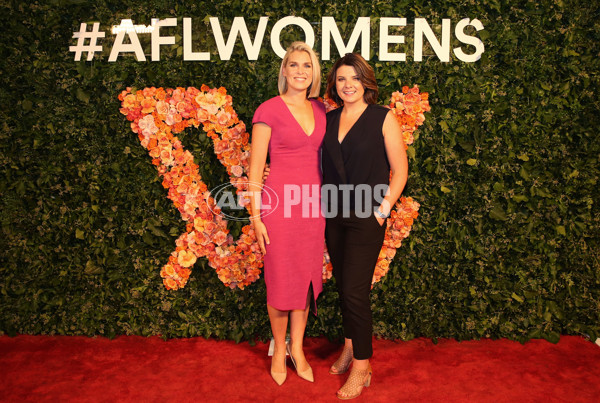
[389,85,431,149]
[119,85,429,289]
[120,86,261,290]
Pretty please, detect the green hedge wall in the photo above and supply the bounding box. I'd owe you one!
[1,0,598,343]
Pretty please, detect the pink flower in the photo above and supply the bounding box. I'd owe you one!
[214,139,231,154]
[231,165,243,177]
[156,100,169,115]
[204,221,217,234]
[166,113,176,126]
[138,114,158,136]
[172,88,185,103]
[213,230,228,246]
[197,108,209,122]
[142,87,156,97]
[176,101,187,113]
[217,111,230,126]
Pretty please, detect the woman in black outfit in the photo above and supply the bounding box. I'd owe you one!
[322,53,408,400]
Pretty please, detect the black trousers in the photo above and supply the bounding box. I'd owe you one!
[325,212,387,360]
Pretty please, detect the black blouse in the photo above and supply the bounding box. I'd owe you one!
[322,104,391,213]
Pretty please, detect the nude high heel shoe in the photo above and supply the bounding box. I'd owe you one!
[287,343,314,382]
[270,351,287,386]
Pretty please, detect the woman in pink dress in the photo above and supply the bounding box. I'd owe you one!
[248,42,326,386]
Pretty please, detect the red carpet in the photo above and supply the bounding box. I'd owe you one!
[1,335,599,402]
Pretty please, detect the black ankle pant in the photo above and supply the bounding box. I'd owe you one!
[325,212,387,360]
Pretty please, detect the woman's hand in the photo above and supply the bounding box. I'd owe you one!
[262,165,270,183]
[253,220,270,254]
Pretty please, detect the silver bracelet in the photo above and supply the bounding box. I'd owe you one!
[375,209,389,219]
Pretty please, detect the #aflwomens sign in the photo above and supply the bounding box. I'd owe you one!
[70,16,485,63]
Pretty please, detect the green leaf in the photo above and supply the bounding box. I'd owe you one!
[489,205,507,221]
[466,158,477,166]
[76,88,90,103]
[511,293,524,303]
[556,226,566,235]
[440,186,451,193]
[22,99,33,111]
[75,229,85,239]
[84,260,103,275]
[542,332,560,344]
[519,167,530,181]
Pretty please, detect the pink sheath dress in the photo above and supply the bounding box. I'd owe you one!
[252,96,326,311]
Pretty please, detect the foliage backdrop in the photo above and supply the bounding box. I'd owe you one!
[1,0,599,343]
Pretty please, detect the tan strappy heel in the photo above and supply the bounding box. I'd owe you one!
[336,363,372,400]
[329,345,353,375]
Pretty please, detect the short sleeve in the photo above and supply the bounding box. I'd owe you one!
[252,101,273,127]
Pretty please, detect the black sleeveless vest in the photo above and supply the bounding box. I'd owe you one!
[322,104,391,213]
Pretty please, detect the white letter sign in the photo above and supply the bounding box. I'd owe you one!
[321,16,370,60]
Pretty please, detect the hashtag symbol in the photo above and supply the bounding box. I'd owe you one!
[69,23,105,61]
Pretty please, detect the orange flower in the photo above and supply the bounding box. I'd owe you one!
[164,278,178,290]
[123,94,137,109]
[156,88,166,100]
[378,259,390,271]
[164,263,176,277]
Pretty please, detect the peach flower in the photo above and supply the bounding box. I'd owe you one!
[177,250,197,268]
[156,100,169,115]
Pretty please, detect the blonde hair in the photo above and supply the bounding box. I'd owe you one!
[277,42,321,98]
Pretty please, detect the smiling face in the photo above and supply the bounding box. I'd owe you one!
[334,64,366,106]
[282,50,313,94]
